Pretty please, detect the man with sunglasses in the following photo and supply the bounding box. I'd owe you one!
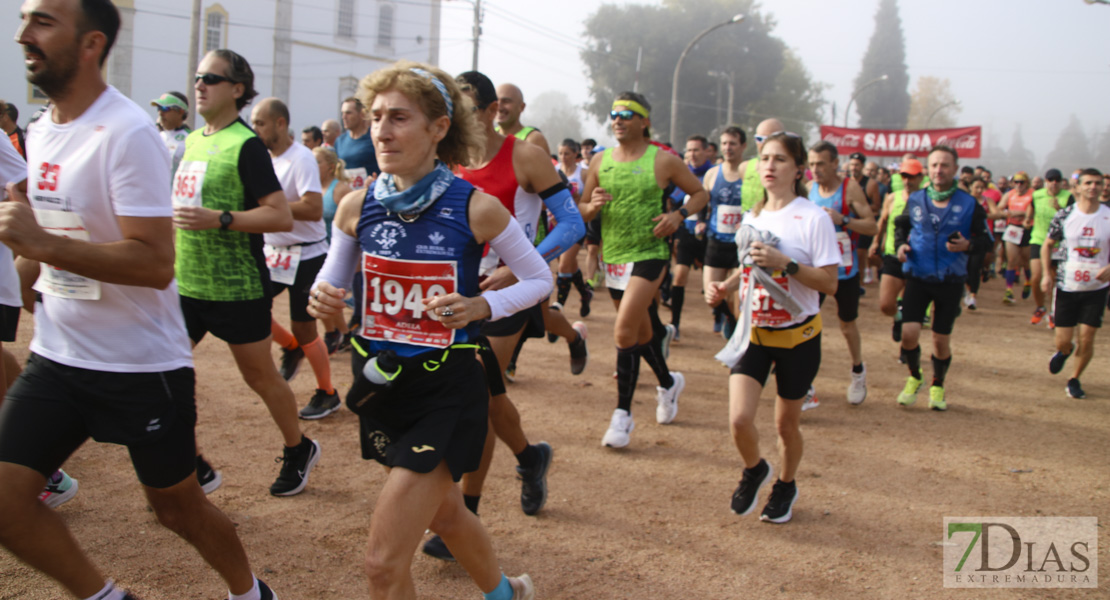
[871,158,924,344]
[174,50,321,499]
[1027,168,1074,325]
[1,2,278,599]
[150,91,191,185]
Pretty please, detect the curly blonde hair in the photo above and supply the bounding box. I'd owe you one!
[357,60,484,169]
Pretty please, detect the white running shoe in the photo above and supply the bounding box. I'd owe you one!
[847,364,867,405]
[509,574,535,600]
[656,371,684,424]
[602,408,635,448]
[800,386,819,411]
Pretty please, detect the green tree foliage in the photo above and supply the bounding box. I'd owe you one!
[906,76,961,129]
[1042,115,1090,176]
[580,0,825,144]
[853,0,910,128]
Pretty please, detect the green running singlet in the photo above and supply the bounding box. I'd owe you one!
[175,121,268,301]
[740,158,763,212]
[1030,188,1071,246]
[513,126,536,142]
[597,145,669,265]
[884,188,910,256]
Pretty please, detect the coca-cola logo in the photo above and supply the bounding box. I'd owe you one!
[822,132,862,148]
[936,134,979,150]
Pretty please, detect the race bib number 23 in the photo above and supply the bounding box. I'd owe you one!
[361,254,457,349]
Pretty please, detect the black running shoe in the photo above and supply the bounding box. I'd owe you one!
[279,346,305,381]
[324,329,343,355]
[270,437,320,497]
[1049,345,1073,375]
[568,322,588,375]
[730,459,772,516]
[258,578,278,600]
[759,479,798,524]
[196,455,222,495]
[579,284,593,318]
[299,389,341,420]
[1066,378,1086,399]
[517,442,553,516]
[422,534,456,562]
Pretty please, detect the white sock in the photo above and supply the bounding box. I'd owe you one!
[229,576,261,600]
[83,581,126,600]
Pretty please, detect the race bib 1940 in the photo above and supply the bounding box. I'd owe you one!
[360,254,457,349]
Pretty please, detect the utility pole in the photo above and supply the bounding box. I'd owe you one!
[186,0,201,130]
[471,0,482,71]
[633,46,643,93]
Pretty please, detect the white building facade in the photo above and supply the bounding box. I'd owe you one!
[2,0,443,132]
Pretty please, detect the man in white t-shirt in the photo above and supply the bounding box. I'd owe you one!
[250,98,339,419]
[1042,169,1110,399]
[0,135,27,399]
[0,2,275,599]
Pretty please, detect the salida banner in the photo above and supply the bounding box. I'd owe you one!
[819,125,981,159]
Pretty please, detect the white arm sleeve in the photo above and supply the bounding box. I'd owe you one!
[312,226,360,292]
[483,217,554,321]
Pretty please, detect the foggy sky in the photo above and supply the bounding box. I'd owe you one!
[440,0,1110,169]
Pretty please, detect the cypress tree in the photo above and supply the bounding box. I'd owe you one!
[853,0,910,129]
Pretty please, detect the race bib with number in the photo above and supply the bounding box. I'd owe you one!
[603,261,632,291]
[263,244,302,286]
[32,209,101,300]
[836,231,854,268]
[1063,260,1105,292]
[715,205,744,235]
[171,161,207,207]
[1003,224,1024,245]
[742,267,792,327]
[360,254,457,349]
[348,167,369,190]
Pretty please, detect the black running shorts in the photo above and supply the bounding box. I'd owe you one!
[818,276,861,323]
[585,215,601,245]
[180,295,273,345]
[480,301,545,340]
[0,354,197,489]
[881,254,906,280]
[348,342,487,482]
[901,277,964,335]
[1053,288,1109,329]
[631,259,669,282]
[270,253,326,322]
[731,329,822,401]
[704,237,739,270]
[673,227,705,268]
[0,304,19,343]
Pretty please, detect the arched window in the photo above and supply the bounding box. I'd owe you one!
[204,4,229,52]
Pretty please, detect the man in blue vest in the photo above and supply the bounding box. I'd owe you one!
[893,146,993,412]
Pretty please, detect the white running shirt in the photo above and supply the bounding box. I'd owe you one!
[740,197,840,327]
[264,142,326,259]
[1047,203,1110,293]
[0,138,27,309]
[25,86,193,373]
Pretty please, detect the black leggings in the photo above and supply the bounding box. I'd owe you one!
[966,252,986,295]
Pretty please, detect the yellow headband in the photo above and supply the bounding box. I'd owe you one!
[612,99,649,118]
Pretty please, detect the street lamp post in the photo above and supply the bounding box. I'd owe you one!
[843,74,888,127]
[669,14,744,144]
[925,100,961,128]
[708,70,735,126]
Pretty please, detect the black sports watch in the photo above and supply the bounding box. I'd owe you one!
[784,259,800,275]
[842,215,852,227]
[678,207,689,218]
[219,210,233,231]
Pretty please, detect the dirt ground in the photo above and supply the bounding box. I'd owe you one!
[1,257,1107,599]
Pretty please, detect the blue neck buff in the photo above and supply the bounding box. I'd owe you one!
[374,161,455,219]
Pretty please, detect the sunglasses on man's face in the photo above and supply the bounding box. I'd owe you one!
[610,110,639,121]
[195,73,233,86]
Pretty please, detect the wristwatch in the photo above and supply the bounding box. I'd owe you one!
[785,259,800,275]
[678,207,689,218]
[219,210,233,231]
[842,215,852,227]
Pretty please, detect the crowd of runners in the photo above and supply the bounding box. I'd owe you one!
[2,1,1110,599]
